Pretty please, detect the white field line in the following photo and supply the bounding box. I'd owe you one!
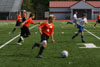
[84,29,100,40]
[0,25,38,49]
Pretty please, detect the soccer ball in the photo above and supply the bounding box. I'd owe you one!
[61,50,68,58]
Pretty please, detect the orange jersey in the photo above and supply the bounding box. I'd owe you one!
[39,22,54,36]
[24,18,35,27]
[23,13,26,18]
[17,14,22,22]
[97,15,100,20]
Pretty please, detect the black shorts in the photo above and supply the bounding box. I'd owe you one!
[22,18,26,22]
[16,21,22,26]
[21,26,30,37]
[97,20,100,23]
[41,33,49,42]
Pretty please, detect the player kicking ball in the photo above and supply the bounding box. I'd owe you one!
[94,13,100,28]
[17,13,40,45]
[72,13,88,43]
[32,15,55,58]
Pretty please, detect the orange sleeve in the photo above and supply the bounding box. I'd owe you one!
[25,18,29,23]
[31,20,35,24]
[39,22,46,29]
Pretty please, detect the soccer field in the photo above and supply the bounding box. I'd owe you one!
[0,21,100,67]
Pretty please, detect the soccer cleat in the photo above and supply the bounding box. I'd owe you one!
[32,43,38,49]
[82,40,85,43]
[72,36,75,39]
[20,36,24,43]
[17,43,22,45]
[36,55,44,58]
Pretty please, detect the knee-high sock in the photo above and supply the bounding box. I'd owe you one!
[37,46,45,56]
[12,28,16,33]
[35,43,40,47]
[18,37,22,43]
[94,24,96,27]
[81,35,84,41]
[72,33,79,39]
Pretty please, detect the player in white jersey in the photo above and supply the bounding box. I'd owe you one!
[72,13,88,43]
[72,11,78,26]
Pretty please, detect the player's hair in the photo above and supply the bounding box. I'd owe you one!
[48,15,55,20]
[29,13,35,17]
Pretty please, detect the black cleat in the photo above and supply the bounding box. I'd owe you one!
[72,36,75,39]
[32,43,37,49]
[36,55,44,58]
[82,40,85,43]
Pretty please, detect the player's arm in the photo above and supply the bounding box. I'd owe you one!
[75,19,78,27]
[85,18,88,24]
[50,33,55,44]
[50,26,55,44]
[21,21,27,26]
[39,28,42,35]
[38,23,45,35]
[33,22,40,25]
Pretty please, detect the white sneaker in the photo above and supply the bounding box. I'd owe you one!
[8,32,11,34]
[20,36,24,42]
[17,43,22,45]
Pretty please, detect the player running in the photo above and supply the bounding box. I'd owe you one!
[72,11,78,26]
[22,11,27,22]
[94,13,100,28]
[72,13,88,43]
[32,15,55,58]
[17,13,40,45]
[11,11,22,34]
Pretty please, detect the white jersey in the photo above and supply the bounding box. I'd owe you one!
[73,14,77,20]
[77,18,87,27]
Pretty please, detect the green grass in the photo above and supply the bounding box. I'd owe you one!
[0,21,100,67]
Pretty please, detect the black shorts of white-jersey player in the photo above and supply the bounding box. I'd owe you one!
[94,20,100,28]
[72,13,88,43]
[32,15,55,58]
[17,13,40,45]
[10,11,22,34]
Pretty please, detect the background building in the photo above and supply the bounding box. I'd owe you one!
[50,1,100,20]
[0,0,23,20]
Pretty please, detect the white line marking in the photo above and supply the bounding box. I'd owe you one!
[79,47,100,48]
[77,43,100,48]
[84,29,100,40]
[0,25,38,49]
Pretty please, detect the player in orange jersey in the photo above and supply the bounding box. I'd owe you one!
[17,13,40,45]
[32,15,56,58]
[22,11,27,22]
[11,11,22,33]
[94,12,100,28]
